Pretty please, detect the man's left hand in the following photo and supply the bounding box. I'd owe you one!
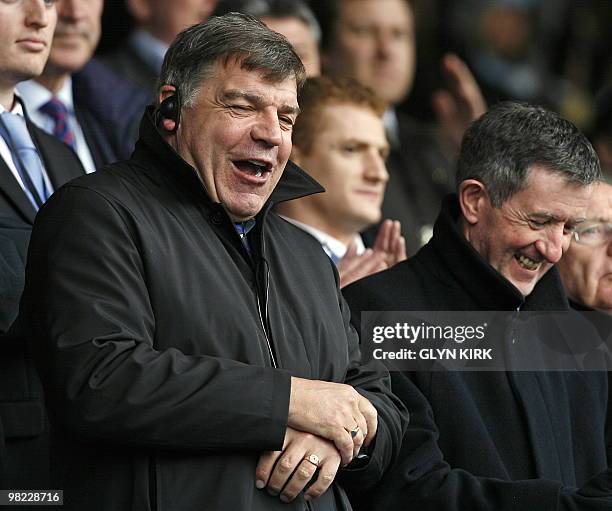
[255,427,342,503]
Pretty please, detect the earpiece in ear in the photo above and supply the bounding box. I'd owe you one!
[157,94,181,132]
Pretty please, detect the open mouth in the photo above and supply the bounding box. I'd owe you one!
[233,159,271,178]
[515,253,540,271]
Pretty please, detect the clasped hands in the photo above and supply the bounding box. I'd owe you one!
[255,377,378,503]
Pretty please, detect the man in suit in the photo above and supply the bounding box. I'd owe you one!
[277,75,406,288]
[103,0,218,95]
[18,0,149,172]
[344,102,611,510]
[0,0,84,490]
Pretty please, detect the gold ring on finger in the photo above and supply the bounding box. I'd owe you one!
[303,453,320,467]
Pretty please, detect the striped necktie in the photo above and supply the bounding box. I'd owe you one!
[39,97,76,149]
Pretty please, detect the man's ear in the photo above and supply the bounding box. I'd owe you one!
[157,85,178,132]
[458,179,488,225]
[158,84,176,104]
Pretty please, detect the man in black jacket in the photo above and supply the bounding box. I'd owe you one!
[21,13,406,511]
[344,102,612,510]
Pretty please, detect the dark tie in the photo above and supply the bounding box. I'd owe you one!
[0,112,49,209]
[234,219,256,253]
[39,97,76,149]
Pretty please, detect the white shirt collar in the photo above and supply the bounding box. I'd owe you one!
[383,107,400,149]
[279,216,365,261]
[17,77,74,114]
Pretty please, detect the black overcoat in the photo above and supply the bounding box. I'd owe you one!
[344,196,612,510]
[20,110,407,510]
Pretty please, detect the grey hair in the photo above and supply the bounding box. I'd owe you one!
[158,12,306,108]
[456,101,601,207]
[213,0,322,44]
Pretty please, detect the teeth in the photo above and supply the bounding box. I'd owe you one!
[244,160,266,178]
[516,254,539,270]
[238,161,268,177]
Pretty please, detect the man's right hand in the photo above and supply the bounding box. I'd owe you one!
[288,377,378,466]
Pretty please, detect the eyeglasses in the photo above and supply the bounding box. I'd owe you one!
[572,222,612,246]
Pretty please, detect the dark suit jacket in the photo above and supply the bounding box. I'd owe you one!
[0,117,84,490]
[72,58,150,170]
[344,196,612,510]
[374,112,455,256]
[0,232,23,335]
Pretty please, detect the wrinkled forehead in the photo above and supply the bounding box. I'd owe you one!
[210,54,300,92]
[194,60,299,118]
[502,166,594,216]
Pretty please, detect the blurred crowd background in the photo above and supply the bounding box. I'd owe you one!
[95,0,612,254]
[98,0,612,133]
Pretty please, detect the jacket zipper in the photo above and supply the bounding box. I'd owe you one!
[256,284,277,368]
[253,215,278,369]
[256,263,278,369]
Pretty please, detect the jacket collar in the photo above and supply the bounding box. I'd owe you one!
[131,106,324,209]
[422,194,569,311]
